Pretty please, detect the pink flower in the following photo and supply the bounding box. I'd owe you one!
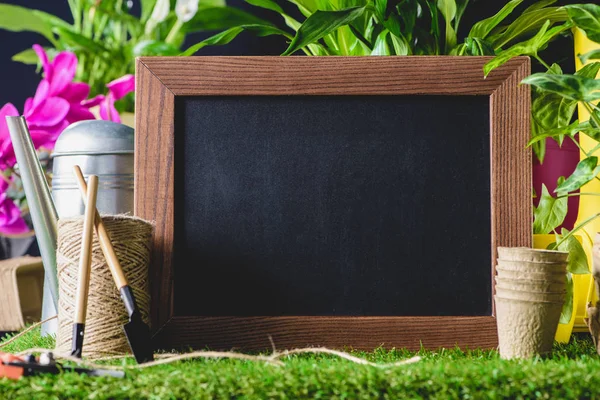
[0,192,28,236]
[99,74,135,123]
[28,45,95,149]
[0,45,98,235]
[0,103,19,169]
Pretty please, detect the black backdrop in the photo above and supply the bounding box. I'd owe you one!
[0,0,574,110]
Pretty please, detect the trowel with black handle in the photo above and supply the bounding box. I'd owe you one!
[73,165,154,364]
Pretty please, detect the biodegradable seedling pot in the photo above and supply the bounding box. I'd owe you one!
[495,295,563,359]
[497,247,569,263]
[496,260,567,274]
[495,277,566,293]
[495,288,565,303]
[496,267,566,283]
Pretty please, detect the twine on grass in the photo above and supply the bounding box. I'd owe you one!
[55,215,153,359]
[2,317,422,370]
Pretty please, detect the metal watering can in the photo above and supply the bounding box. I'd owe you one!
[5,118,134,335]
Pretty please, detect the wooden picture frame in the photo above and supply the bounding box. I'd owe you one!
[135,56,531,351]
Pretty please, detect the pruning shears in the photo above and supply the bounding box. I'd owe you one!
[0,352,124,380]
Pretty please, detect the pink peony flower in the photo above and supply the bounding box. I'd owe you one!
[99,74,135,124]
[0,177,28,235]
[28,45,95,149]
[0,103,19,169]
[0,45,98,235]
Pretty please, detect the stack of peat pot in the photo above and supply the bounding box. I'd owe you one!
[495,247,569,359]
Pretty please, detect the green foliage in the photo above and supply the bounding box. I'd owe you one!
[0,0,234,109]
[567,4,600,43]
[483,20,571,77]
[184,0,573,58]
[467,0,524,40]
[1,327,600,399]
[523,73,600,103]
[533,183,567,235]
[556,157,600,194]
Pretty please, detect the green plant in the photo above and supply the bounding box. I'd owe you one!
[493,4,600,323]
[183,0,572,59]
[0,0,266,111]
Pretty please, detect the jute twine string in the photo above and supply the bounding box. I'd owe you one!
[1,316,422,370]
[55,215,153,359]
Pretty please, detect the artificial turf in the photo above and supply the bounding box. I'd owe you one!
[1,328,600,399]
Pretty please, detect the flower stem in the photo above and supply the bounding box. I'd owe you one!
[165,19,184,45]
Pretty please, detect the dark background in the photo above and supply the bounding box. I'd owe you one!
[0,0,575,110]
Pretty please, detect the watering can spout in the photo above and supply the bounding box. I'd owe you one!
[5,116,59,312]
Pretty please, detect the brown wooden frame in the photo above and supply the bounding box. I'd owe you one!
[135,56,531,351]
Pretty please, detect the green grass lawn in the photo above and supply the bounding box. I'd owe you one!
[1,329,600,399]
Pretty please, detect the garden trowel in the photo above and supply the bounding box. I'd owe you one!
[73,165,154,364]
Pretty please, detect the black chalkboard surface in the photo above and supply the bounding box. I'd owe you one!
[175,95,491,317]
[135,56,531,351]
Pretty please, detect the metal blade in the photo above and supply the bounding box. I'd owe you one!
[122,314,154,364]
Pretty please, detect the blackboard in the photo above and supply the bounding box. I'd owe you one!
[135,56,531,351]
[174,95,492,317]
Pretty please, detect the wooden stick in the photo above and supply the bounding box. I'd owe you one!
[73,175,98,324]
[72,166,128,289]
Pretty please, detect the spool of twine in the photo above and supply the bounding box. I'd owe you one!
[56,215,153,358]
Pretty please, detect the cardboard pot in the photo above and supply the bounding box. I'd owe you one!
[495,277,566,293]
[496,288,565,303]
[496,260,566,274]
[497,247,569,263]
[495,295,563,359]
[496,267,565,283]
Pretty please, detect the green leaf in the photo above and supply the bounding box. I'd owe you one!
[54,27,111,56]
[132,40,180,56]
[246,0,285,14]
[282,6,366,56]
[566,4,600,43]
[555,157,600,194]
[577,61,600,79]
[0,4,54,41]
[533,184,568,234]
[11,48,41,65]
[200,0,227,8]
[559,273,573,324]
[522,72,600,103]
[374,0,387,23]
[580,49,600,65]
[468,0,524,40]
[484,21,569,76]
[557,228,590,275]
[490,7,569,49]
[371,30,390,55]
[437,0,457,51]
[528,121,600,146]
[461,37,495,56]
[523,0,557,14]
[453,0,469,32]
[183,7,275,33]
[141,0,158,22]
[389,32,410,55]
[181,24,289,56]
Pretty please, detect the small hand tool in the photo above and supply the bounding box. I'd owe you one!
[73,165,154,364]
[71,175,99,358]
[0,352,124,379]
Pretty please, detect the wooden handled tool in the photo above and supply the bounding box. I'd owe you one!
[72,165,154,364]
[71,174,98,358]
